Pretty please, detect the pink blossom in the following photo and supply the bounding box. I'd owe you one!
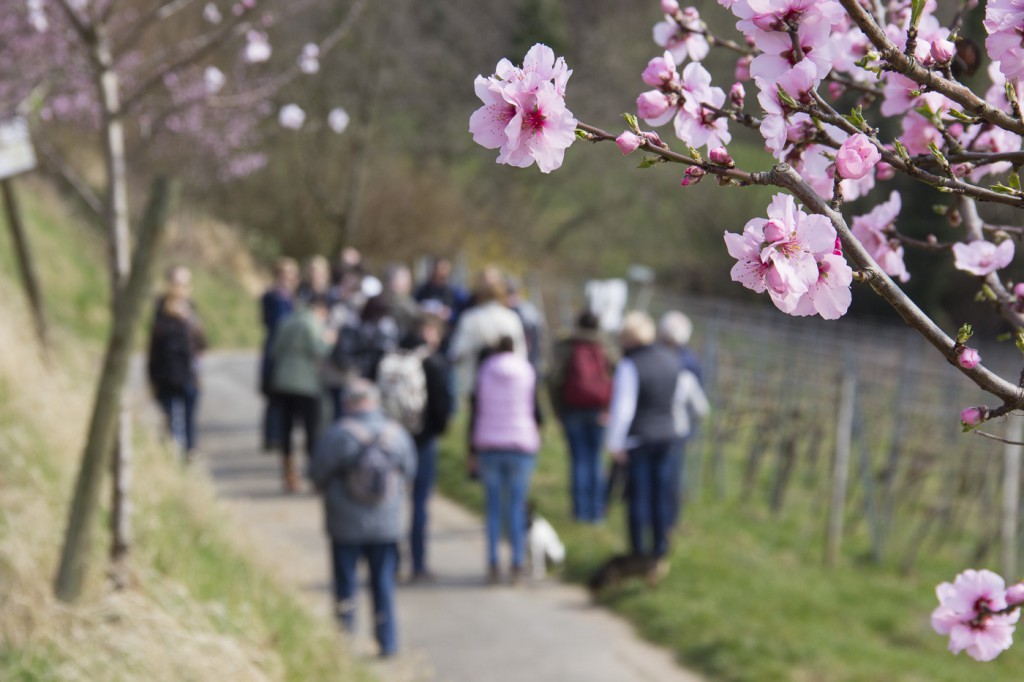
[1007,583,1024,606]
[278,103,305,130]
[952,240,1015,276]
[750,13,835,82]
[709,146,734,166]
[1014,282,1024,299]
[875,160,895,181]
[851,191,909,283]
[328,108,350,134]
[757,60,818,156]
[986,0,1024,81]
[653,7,709,63]
[616,131,643,155]
[298,43,320,75]
[204,3,222,24]
[957,347,981,369]
[933,569,1018,662]
[930,38,955,63]
[735,55,752,81]
[637,90,674,125]
[835,133,881,180]
[469,45,578,174]
[680,166,705,186]
[661,0,680,13]
[203,66,225,95]
[730,82,745,108]
[674,63,730,150]
[244,30,271,63]
[642,52,680,87]
[960,406,987,426]
[789,252,853,319]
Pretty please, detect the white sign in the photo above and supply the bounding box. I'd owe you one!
[0,118,37,181]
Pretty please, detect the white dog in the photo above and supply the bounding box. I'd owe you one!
[527,511,566,579]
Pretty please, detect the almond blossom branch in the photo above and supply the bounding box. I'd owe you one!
[838,0,1024,137]
[959,196,1024,332]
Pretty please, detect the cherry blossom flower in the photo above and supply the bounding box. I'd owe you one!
[957,347,981,369]
[244,31,271,63]
[298,43,320,75]
[203,66,226,95]
[469,45,578,174]
[985,0,1024,81]
[933,569,1019,662]
[1007,584,1024,606]
[204,2,223,24]
[642,52,680,88]
[757,60,818,156]
[637,90,674,125]
[789,252,853,319]
[653,7,709,64]
[675,63,730,150]
[750,13,834,82]
[328,107,350,134]
[278,103,305,130]
[835,133,880,180]
[953,240,1015,276]
[851,191,909,282]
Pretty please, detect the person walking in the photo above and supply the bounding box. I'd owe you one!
[310,379,416,658]
[270,295,332,492]
[147,265,206,460]
[605,312,680,560]
[403,314,452,581]
[658,311,709,526]
[260,257,299,451]
[549,310,617,523]
[471,336,540,584]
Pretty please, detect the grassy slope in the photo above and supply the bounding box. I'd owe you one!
[0,180,365,681]
[437,412,1022,682]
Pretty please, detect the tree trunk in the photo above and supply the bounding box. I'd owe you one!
[54,178,173,603]
[93,33,135,579]
[1,178,50,354]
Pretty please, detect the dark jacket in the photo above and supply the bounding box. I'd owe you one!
[626,343,679,446]
[547,327,619,414]
[418,349,452,443]
[148,297,205,392]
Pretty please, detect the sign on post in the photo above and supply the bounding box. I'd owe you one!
[0,118,38,181]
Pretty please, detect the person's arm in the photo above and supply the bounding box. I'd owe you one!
[686,372,711,418]
[423,355,451,436]
[605,358,638,460]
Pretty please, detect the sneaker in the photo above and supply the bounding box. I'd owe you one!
[487,565,500,585]
[510,565,525,586]
[409,571,436,584]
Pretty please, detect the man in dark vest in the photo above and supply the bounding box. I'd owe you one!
[605,311,681,559]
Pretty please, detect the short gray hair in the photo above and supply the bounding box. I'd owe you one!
[343,378,380,411]
[658,311,693,347]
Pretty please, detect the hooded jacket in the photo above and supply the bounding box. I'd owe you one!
[472,351,540,454]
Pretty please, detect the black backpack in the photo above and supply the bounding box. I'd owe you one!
[342,421,399,506]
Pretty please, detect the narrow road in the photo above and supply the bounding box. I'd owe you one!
[191,352,704,682]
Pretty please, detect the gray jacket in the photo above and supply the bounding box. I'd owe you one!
[310,411,416,543]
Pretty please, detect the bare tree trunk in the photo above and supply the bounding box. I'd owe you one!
[93,32,135,581]
[1,178,51,354]
[826,368,857,567]
[54,178,173,603]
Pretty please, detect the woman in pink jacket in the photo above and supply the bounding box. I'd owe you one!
[471,336,540,585]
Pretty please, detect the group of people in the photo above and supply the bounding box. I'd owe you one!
[146,251,708,659]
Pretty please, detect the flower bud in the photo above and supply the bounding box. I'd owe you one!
[642,55,677,88]
[875,160,895,181]
[680,166,704,186]
[734,57,751,82]
[1007,583,1024,606]
[833,236,843,256]
[950,162,973,178]
[960,406,987,426]
[957,347,981,369]
[930,39,955,64]
[730,82,745,109]
[709,146,734,167]
[835,133,881,180]
[1014,282,1024,300]
[661,0,680,14]
[643,131,667,148]
[637,90,671,120]
[615,131,642,155]
[828,82,845,99]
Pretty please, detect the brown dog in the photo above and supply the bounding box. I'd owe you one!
[587,554,670,594]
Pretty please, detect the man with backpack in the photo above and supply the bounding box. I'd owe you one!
[548,310,618,523]
[309,379,416,658]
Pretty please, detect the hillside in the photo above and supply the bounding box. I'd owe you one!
[0,179,366,681]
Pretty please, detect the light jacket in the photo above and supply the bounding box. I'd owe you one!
[270,309,327,396]
[472,352,540,454]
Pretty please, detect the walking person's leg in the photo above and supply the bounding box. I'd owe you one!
[300,394,321,460]
[626,446,654,556]
[507,453,537,577]
[278,393,298,491]
[410,437,438,578]
[366,543,400,657]
[183,383,199,456]
[330,542,360,632]
[582,409,606,522]
[652,442,677,558]
[479,452,502,580]
[562,410,586,520]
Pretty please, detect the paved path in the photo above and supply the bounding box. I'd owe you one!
[188,352,703,682]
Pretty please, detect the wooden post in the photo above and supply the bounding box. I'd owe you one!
[1,178,50,353]
[826,368,857,566]
[54,178,173,602]
[1002,417,1023,580]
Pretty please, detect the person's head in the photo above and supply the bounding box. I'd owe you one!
[576,309,599,331]
[494,335,515,354]
[658,311,693,349]
[361,294,391,323]
[383,263,412,296]
[305,255,331,292]
[430,257,452,285]
[166,265,192,300]
[343,378,380,413]
[306,293,331,322]
[339,247,362,270]
[273,257,299,292]
[619,311,656,350]
[418,313,446,349]
[473,266,507,304]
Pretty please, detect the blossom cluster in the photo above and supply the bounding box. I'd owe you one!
[469,44,578,174]
[932,569,1024,661]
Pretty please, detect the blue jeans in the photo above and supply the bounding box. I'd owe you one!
[157,384,198,453]
[561,409,605,522]
[331,542,399,656]
[479,451,536,569]
[627,440,676,558]
[410,437,438,575]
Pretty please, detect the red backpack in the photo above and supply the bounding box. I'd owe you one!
[562,341,612,409]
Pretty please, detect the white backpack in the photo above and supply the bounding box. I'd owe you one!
[376,348,428,434]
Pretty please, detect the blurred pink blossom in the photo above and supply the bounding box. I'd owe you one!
[960,406,987,426]
[835,133,881,180]
[952,240,1015,276]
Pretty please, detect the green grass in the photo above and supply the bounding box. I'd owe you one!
[436,414,1023,682]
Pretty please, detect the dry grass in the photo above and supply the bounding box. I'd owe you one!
[0,269,364,680]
